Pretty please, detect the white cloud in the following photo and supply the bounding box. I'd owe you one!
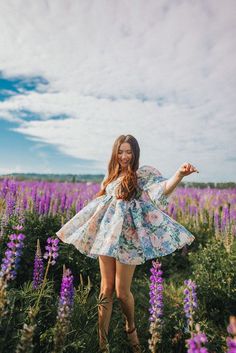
[0,0,235,181]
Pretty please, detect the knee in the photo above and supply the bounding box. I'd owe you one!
[100,284,115,299]
[115,288,131,302]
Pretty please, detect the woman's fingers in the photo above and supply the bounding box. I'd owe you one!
[182,163,199,174]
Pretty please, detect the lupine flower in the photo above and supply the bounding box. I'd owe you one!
[16,238,58,351]
[0,229,25,317]
[186,328,209,353]
[33,239,44,290]
[53,266,74,353]
[33,237,60,313]
[183,279,198,333]
[149,260,164,321]
[12,225,24,231]
[148,259,164,353]
[226,337,236,353]
[214,210,220,240]
[0,232,26,281]
[58,266,74,315]
[43,237,59,265]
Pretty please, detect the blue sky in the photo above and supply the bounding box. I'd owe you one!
[0,119,93,175]
[0,0,235,182]
[0,74,104,174]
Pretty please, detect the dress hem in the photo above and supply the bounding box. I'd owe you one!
[56,231,196,266]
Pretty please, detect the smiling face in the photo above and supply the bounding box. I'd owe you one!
[118,142,133,170]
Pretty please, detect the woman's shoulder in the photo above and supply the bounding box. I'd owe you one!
[137,165,162,177]
[136,165,166,189]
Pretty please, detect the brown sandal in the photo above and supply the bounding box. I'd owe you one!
[124,326,142,353]
[98,330,110,353]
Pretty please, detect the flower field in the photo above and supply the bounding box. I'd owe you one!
[0,177,236,353]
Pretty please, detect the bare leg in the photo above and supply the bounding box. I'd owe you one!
[98,256,116,349]
[115,260,140,349]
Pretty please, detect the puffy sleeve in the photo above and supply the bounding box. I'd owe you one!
[137,165,173,211]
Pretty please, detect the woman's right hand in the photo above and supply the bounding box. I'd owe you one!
[177,162,199,178]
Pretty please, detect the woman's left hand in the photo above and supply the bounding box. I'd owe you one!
[177,162,199,177]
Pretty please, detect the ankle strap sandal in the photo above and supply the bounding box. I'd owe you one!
[124,327,142,353]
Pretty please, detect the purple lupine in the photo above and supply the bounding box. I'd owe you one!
[214,209,220,239]
[58,267,74,313]
[222,205,230,233]
[60,194,67,213]
[186,329,209,353]
[43,237,59,265]
[44,194,51,214]
[148,259,164,353]
[0,232,26,281]
[226,337,236,353]
[6,195,16,218]
[33,239,44,290]
[0,228,25,317]
[149,260,164,321]
[53,266,74,353]
[33,237,60,312]
[183,279,198,334]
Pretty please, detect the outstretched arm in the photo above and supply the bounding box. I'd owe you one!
[164,162,199,196]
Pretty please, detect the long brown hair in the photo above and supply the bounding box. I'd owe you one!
[96,134,140,201]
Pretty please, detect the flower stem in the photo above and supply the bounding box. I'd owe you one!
[33,255,52,313]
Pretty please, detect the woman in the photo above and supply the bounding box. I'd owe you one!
[56,134,199,352]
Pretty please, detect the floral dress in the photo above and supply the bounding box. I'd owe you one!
[56,165,195,265]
